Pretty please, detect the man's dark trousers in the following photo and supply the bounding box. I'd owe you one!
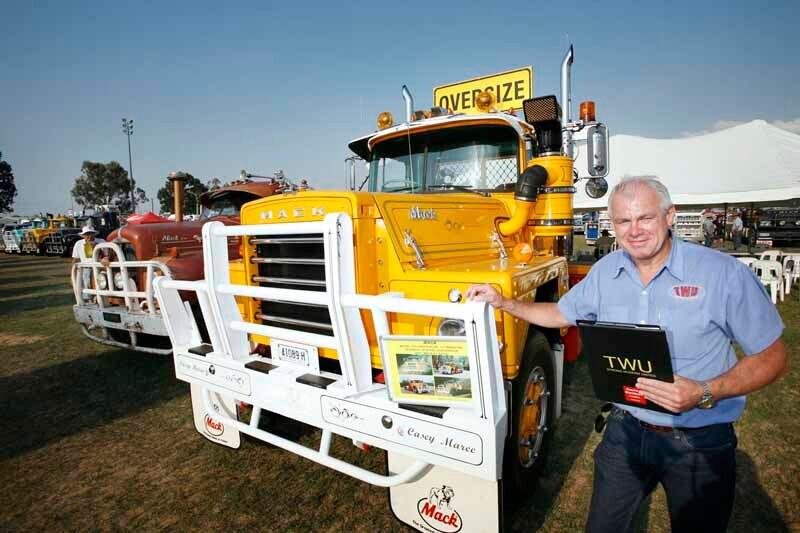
[585,408,737,533]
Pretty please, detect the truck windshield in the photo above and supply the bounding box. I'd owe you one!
[368,125,520,193]
[201,199,239,220]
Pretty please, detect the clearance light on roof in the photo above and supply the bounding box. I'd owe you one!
[580,101,596,122]
[476,90,495,113]
[377,111,394,130]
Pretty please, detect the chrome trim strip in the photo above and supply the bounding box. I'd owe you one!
[252,276,327,287]
[255,313,334,331]
[250,257,325,265]
[250,237,324,245]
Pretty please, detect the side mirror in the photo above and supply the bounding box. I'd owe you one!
[585,177,608,199]
[586,124,609,177]
[344,157,357,191]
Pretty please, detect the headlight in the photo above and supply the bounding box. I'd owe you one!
[760,221,772,227]
[114,272,125,290]
[97,274,108,290]
[438,318,466,336]
[779,220,787,226]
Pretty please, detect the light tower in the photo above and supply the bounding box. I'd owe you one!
[121,118,136,212]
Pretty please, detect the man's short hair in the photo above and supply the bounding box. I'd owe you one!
[607,176,674,219]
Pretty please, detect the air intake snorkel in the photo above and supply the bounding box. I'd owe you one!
[498,165,549,236]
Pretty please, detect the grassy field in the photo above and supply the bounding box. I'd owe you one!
[0,253,797,532]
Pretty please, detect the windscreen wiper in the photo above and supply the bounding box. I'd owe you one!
[426,184,490,197]
[385,186,420,193]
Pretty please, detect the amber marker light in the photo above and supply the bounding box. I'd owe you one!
[579,101,596,122]
[377,111,394,130]
[512,242,533,263]
[476,90,495,113]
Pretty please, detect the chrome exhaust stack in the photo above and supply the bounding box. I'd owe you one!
[561,45,575,158]
[402,85,414,122]
[168,171,188,223]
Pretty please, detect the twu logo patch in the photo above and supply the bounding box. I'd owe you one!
[671,285,704,300]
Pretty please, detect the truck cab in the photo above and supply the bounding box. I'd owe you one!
[21,216,75,255]
[71,175,287,354]
[155,47,609,531]
[3,220,32,254]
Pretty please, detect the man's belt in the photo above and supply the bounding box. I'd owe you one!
[627,411,716,433]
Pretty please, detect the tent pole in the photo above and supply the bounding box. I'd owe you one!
[722,203,728,250]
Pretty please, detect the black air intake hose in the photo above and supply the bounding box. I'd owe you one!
[515,165,549,202]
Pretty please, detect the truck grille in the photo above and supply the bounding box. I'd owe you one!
[250,234,333,336]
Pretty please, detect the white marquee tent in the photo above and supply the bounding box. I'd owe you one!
[573,120,800,210]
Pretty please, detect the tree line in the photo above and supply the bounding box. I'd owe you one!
[0,155,226,216]
[72,161,224,215]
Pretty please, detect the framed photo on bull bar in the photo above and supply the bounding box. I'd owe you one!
[379,335,477,408]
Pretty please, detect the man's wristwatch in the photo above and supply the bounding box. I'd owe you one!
[697,381,716,409]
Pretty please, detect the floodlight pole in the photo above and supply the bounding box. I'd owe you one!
[122,118,136,213]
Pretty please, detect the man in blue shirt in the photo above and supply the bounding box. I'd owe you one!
[466,176,787,532]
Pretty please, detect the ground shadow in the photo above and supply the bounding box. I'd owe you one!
[506,359,599,531]
[0,259,51,270]
[0,275,64,286]
[0,282,70,299]
[729,450,789,532]
[0,292,75,315]
[587,448,788,532]
[0,349,184,460]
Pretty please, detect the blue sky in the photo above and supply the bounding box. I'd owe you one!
[2,0,799,214]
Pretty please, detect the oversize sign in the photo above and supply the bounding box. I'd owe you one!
[433,67,532,115]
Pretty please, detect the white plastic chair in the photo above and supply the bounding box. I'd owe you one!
[759,249,783,262]
[737,257,757,270]
[753,260,784,304]
[782,257,797,295]
[784,254,800,286]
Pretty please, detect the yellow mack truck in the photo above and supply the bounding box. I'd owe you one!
[20,216,75,255]
[154,46,609,532]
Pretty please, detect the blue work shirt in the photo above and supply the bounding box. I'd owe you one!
[558,235,784,427]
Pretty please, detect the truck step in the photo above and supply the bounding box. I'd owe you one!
[245,360,278,374]
[188,344,214,356]
[296,374,336,389]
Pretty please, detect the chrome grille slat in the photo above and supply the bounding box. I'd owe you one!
[251,275,327,287]
[251,257,325,265]
[252,231,332,336]
[250,237,324,245]
[263,298,328,309]
[255,313,334,331]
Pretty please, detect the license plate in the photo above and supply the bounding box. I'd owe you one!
[271,339,320,371]
[757,239,773,246]
[103,312,122,323]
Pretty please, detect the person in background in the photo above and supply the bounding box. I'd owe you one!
[731,213,744,251]
[72,226,106,302]
[71,226,105,262]
[703,215,716,247]
[594,229,615,259]
[466,176,787,533]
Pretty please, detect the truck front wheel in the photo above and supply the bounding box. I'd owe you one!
[503,331,555,506]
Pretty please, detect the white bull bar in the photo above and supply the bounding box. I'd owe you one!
[154,214,508,486]
[72,241,173,354]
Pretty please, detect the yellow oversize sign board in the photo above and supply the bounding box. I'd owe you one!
[434,67,533,115]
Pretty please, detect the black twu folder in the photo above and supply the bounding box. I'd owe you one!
[577,320,677,414]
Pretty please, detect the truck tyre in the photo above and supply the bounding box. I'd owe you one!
[503,330,555,507]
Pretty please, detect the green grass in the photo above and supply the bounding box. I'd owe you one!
[0,253,797,532]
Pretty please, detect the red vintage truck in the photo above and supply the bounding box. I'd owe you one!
[71,171,293,354]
